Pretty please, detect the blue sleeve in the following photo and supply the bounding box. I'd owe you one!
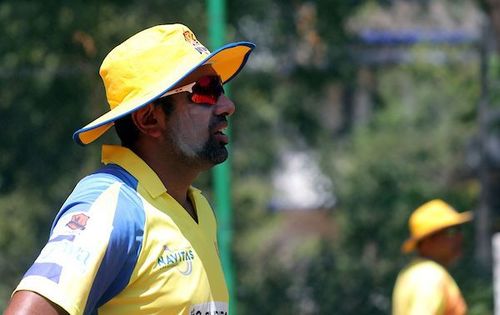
[21,167,145,314]
[84,180,145,313]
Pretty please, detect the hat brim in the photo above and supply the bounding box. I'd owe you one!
[401,211,472,253]
[73,41,255,145]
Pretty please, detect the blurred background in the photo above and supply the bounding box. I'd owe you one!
[1,0,500,314]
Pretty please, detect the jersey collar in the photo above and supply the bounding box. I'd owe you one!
[101,145,167,199]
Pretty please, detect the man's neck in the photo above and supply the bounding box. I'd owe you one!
[418,253,452,268]
[133,144,202,220]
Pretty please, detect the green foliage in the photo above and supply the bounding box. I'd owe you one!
[322,47,486,313]
[0,192,53,310]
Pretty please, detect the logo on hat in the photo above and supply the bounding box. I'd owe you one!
[183,30,209,55]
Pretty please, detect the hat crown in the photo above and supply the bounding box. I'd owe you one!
[409,200,461,236]
[99,24,210,109]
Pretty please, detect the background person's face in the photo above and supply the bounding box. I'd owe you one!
[422,226,464,266]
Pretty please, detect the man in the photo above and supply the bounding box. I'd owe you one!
[392,199,472,315]
[5,23,254,314]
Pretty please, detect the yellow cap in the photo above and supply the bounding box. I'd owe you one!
[402,199,472,253]
[73,23,255,145]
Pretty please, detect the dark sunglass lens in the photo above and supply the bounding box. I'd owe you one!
[196,76,213,88]
[190,76,224,105]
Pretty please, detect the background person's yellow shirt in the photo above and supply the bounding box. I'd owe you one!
[392,258,466,315]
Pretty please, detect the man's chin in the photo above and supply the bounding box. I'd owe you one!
[199,141,228,166]
[210,148,228,165]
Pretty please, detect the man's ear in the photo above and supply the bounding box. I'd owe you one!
[131,103,165,138]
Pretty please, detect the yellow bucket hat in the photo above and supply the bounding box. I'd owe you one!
[73,23,255,145]
[402,199,472,253]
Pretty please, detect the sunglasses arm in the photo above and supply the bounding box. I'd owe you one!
[159,82,196,98]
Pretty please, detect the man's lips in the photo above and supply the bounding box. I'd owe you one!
[212,121,229,144]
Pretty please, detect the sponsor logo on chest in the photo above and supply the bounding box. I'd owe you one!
[157,245,195,275]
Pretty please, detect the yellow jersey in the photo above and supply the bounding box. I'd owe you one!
[14,145,228,314]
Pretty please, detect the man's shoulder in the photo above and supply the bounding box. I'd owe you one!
[61,164,141,209]
[72,164,137,192]
[89,163,138,187]
[54,164,146,233]
[403,258,449,282]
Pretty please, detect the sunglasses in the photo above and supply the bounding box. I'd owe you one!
[442,226,462,237]
[159,75,225,106]
[431,226,462,239]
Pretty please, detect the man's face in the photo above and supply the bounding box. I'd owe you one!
[164,66,235,168]
[420,225,464,266]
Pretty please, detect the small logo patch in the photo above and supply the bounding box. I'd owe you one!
[66,213,90,230]
[183,30,210,55]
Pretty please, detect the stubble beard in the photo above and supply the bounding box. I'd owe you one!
[198,136,228,165]
[170,129,228,167]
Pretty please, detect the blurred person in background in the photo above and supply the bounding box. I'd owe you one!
[4,23,254,314]
[392,199,472,315]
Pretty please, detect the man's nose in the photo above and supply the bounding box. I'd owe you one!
[214,94,236,116]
